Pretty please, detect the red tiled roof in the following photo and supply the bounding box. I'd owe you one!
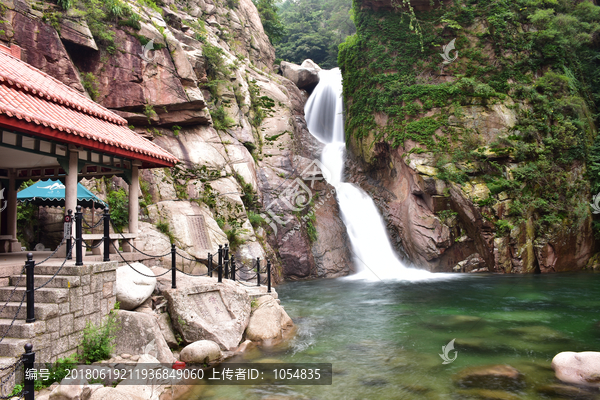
[0,50,178,167]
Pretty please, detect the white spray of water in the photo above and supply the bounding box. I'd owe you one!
[305,69,444,281]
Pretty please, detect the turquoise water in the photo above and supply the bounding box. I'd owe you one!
[196,273,600,399]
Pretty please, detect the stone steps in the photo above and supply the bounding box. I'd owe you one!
[0,319,45,339]
[0,337,30,358]
[0,302,58,321]
[9,274,80,289]
[0,287,68,304]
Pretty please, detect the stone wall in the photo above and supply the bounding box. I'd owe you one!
[33,261,117,363]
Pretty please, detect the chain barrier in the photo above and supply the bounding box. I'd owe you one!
[82,240,104,250]
[35,242,74,291]
[110,242,172,278]
[0,358,23,399]
[0,291,26,346]
[81,215,104,230]
[33,239,65,267]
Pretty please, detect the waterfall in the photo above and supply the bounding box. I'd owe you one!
[304,69,435,281]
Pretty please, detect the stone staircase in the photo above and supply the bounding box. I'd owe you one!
[0,260,117,364]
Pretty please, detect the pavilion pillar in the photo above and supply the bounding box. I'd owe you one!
[128,162,141,236]
[57,148,79,258]
[64,149,79,218]
[7,169,20,252]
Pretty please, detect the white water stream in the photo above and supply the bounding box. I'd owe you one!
[304,69,436,281]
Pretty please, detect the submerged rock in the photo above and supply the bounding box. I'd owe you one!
[454,388,522,400]
[453,364,526,391]
[537,383,598,399]
[552,351,600,387]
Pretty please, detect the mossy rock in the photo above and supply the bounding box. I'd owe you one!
[453,364,526,391]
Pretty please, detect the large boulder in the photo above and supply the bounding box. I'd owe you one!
[245,295,294,342]
[552,351,600,387]
[180,340,222,364]
[113,310,175,363]
[115,263,156,311]
[280,61,320,91]
[163,278,251,350]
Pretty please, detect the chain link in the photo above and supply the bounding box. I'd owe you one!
[0,358,23,400]
[82,214,104,230]
[35,242,73,291]
[34,238,66,266]
[111,243,172,277]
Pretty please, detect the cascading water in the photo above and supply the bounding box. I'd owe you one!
[305,69,435,281]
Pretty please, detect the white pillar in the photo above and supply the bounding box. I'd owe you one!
[7,169,20,252]
[64,149,79,216]
[128,162,140,237]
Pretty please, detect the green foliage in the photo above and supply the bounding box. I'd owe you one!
[105,184,129,233]
[339,0,600,238]
[210,105,236,131]
[58,0,74,10]
[203,44,227,81]
[81,72,99,101]
[248,79,275,128]
[276,0,356,68]
[495,219,514,237]
[253,0,285,44]
[248,211,265,227]
[156,220,176,243]
[172,125,182,136]
[137,0,163,15]
[80,311,120,364]
[17,180,38,250]
[235,174,259,212]
[38,354,79,387]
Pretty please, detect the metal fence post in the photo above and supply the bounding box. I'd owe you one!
[103,206,110,262]
[217,245,223,283]
[267,260,272,293]
[223,244,229,280]
[208,253,212,277]
[171,244,176,289]
[75,205,83,266]
[66,209,73,260]
[25,253,35,323]
[230,255,236,281]
[23,343,34,400]
[256,257,260,286]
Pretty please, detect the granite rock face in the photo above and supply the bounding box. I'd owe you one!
[0,0,351,280]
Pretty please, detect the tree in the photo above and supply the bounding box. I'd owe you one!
[254,0,286,44]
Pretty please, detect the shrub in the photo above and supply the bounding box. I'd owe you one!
[81,72,99,101]
[80,312,120,364]
[106,186,129,233]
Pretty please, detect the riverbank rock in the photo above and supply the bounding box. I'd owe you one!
[453,365,526,391]
[115,264,156,311]
[113,310,175,363]
[157,313,178,349]
[280,61,320,90]
[245,295,294,343]
[163,279,251,350]
[552,351,600,387]
[180,340,222,364]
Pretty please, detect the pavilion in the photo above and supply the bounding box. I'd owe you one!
[0,43,178,253]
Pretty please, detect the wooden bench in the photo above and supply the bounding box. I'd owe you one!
[81,233,137,255]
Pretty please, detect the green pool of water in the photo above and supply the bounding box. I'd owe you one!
[196,273,600,399]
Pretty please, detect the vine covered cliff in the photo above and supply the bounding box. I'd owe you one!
[339,0,600,272]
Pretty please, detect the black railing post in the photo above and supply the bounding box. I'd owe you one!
[66,209,73,260]
[171,244,177,289]
[75,205,83,266]
[208,253,212,277]
[103,206,110,262]
[23,343,34,400]
[256,257,261,286]
[217,245,223,283]
[231,255,236,281]
[267,260,272,293]
[224,244,229,280]
[25,253,35,323]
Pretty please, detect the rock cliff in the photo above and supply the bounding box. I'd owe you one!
[0,0,351,279]
[340,0,599,272]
